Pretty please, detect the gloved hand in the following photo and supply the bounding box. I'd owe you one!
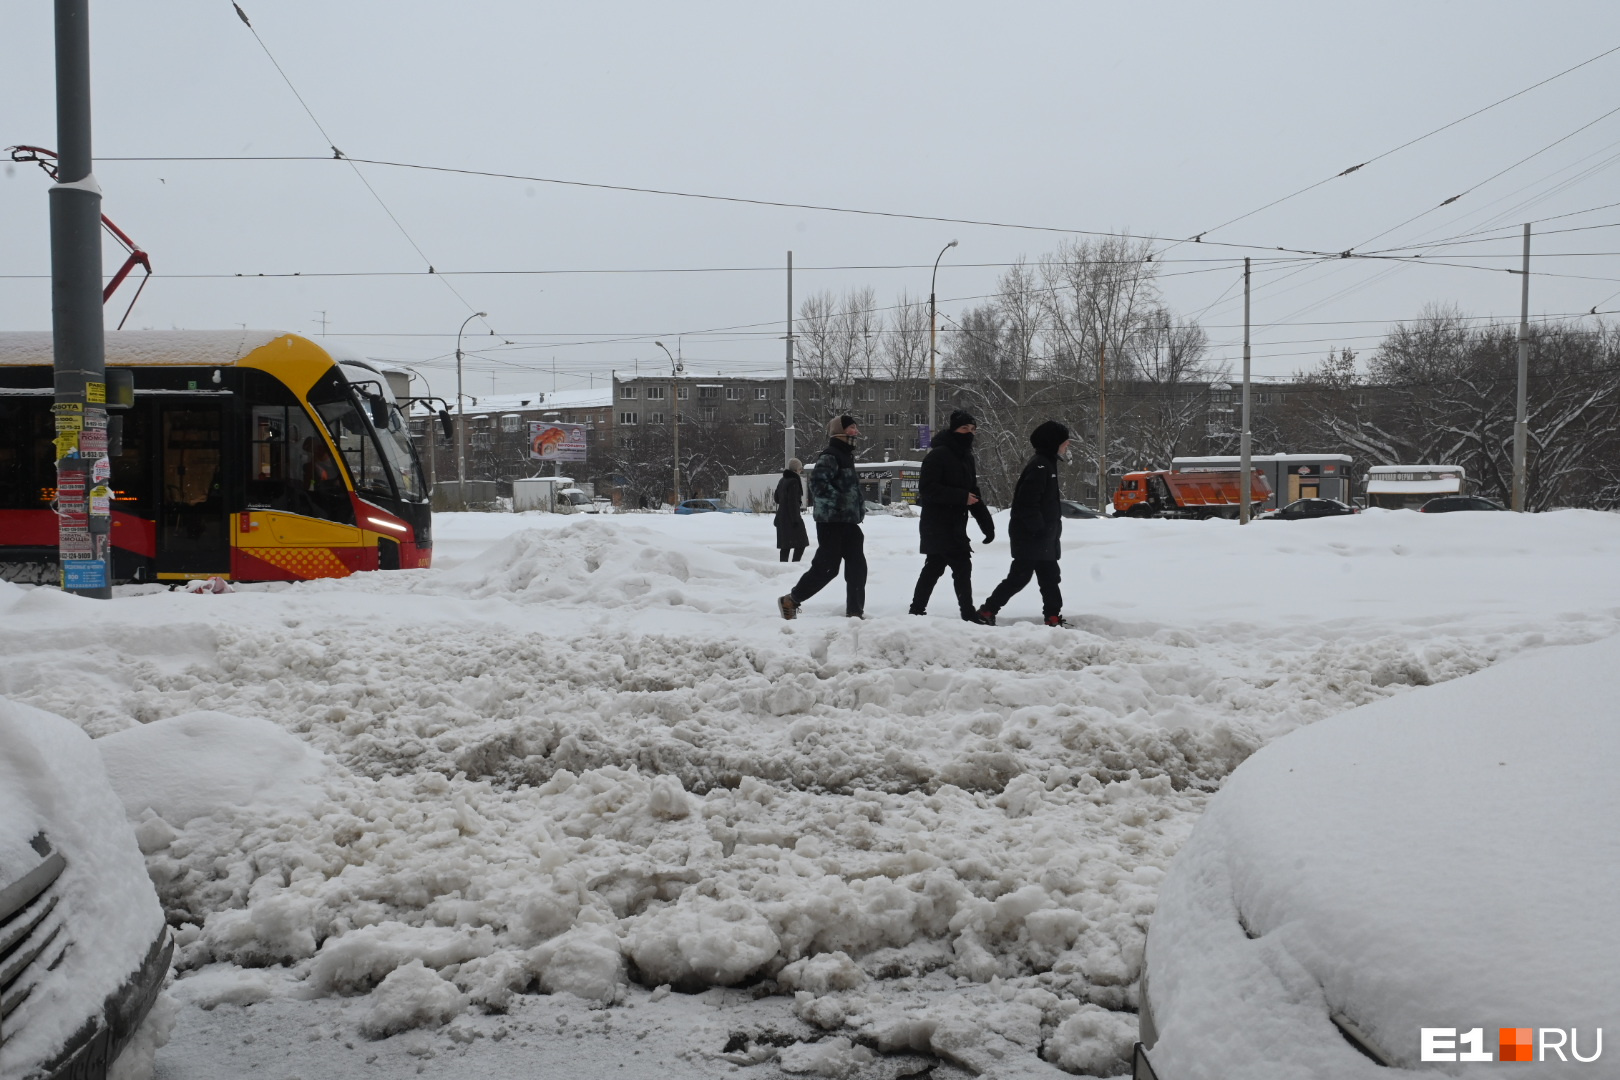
[981,529,994,545]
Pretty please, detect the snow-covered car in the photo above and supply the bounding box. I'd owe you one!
[1419,495,1505,513]
[674,498,747,515]
[1136,635,1619,1078]
[1059,499,1103,519]
[1,698,172,1079]
[1257,497,1359,520]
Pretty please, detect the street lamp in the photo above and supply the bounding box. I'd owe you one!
[455,311,487,508]
[928,240,958,448]
[655,340,683,506]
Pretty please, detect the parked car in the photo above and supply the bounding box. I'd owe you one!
[1136,635,1618,1078]
[674,498,748,515]
[1059,500,1103,519]
[1,699,173,1079]
[1419,495,1504,513]
[556,488,598,513]
[1258,498,1359,520]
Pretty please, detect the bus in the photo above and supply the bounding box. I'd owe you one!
[0,330,431,585]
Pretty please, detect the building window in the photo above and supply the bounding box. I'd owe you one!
[753,412,770,425]
[645,385,666,400]
[726,386,743,401]
[648,412,665,425]
[699,407,717,422]
[754,436,769,450]
[1256,392,1271,405]
[912,385,926,400]
[913,413,927,426]
[676,386,689,400]
[500,415,522,432]
[698,386,719,399]
[860,386,878,401]
[882,413,899,427]
[620,385,638,399]
[884,387,899,401]
[619,411,638,425]
[755,387,769,400]
[884,437,897,451]
[937,389,951,402]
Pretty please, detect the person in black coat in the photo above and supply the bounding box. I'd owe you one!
[978,420,1070,627]
[773,458,810,562]
[910,411,995,621]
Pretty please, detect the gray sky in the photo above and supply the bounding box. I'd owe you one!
[5,1,1620,401]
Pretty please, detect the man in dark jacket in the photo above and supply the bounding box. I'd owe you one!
[773,458,809,562]
[910,410,994,622]
[779,416,866,619]
[978,420,1070,627]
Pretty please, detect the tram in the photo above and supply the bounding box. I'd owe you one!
[0,331,432,584]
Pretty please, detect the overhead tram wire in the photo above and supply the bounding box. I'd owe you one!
[227,2,493,332]
[1158,40,1620,257]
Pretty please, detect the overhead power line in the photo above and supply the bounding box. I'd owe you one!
[1170,40,1620,248]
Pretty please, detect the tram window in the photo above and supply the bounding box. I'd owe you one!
[307,369,397,500]
[0,400,53,510]
[246,403,352,521]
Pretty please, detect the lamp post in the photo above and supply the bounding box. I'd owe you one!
[928,239,958,449]
[455,311,486,508]
[655,341,683,506]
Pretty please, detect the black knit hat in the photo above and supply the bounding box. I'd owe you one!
[947,410,978,431]
[1030,420,1071,455]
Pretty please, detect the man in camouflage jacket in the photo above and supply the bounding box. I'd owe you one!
[778,415,866,618]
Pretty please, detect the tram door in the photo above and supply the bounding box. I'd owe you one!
[156,403,229,576]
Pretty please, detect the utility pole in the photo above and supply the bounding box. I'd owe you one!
[1095,338,1107,512]
[928,239,958,449]
[1511,223,1531,512]
[455,311,485,510]
[656,341,682,505]
[1239,258,1253,524]
[51,0,110,598]
[784,250,796,466]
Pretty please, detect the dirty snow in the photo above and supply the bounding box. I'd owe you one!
[1,508,1617,1078]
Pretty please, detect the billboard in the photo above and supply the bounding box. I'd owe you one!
[529,422,588,462]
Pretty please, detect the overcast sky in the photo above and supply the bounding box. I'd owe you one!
[5,1,1620,402]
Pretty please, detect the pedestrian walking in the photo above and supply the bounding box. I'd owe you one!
[773,458,809,562]
[778,416,866,619]
[910,410,994,622]
[978,420,1071,627]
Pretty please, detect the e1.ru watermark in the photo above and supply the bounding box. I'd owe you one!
[1421,1028,1602,1063]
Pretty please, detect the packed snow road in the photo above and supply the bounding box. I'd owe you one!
[3,508,1618,1078]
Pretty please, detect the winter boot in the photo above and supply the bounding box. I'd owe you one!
[976,609,997,626]
[778,594,800,620]
[908,606,927,616]
[961,609,991,625]
[1044,615,1071,628]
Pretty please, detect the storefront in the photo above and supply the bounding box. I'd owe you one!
[854,460,922,505]
[1364,465,1465,510]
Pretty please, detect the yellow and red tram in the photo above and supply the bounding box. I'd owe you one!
[0,331,432,584]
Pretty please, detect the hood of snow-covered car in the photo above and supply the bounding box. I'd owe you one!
[0,696,168,1072]
[1146,633,1620,1076]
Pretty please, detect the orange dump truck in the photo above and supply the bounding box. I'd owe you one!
[1113,469,1272,519]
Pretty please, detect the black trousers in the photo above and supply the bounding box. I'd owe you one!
[790,522,866,614]
[778,546,805,563]
[983,558,1062,617]
[910,550,975,615]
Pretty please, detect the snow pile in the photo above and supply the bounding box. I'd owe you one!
[427,518,777,612]
[3,511,1619,1075]
[95,710,324,825]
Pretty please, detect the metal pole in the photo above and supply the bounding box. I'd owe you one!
[454,311,484,509]
[927,240,957,449]
[785,250,796,466]
[1239,258,1253,524]
[657,341,681,505]
[51,0,110,597]
[1096,339,1107,512]
[1512,223,1531,512]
